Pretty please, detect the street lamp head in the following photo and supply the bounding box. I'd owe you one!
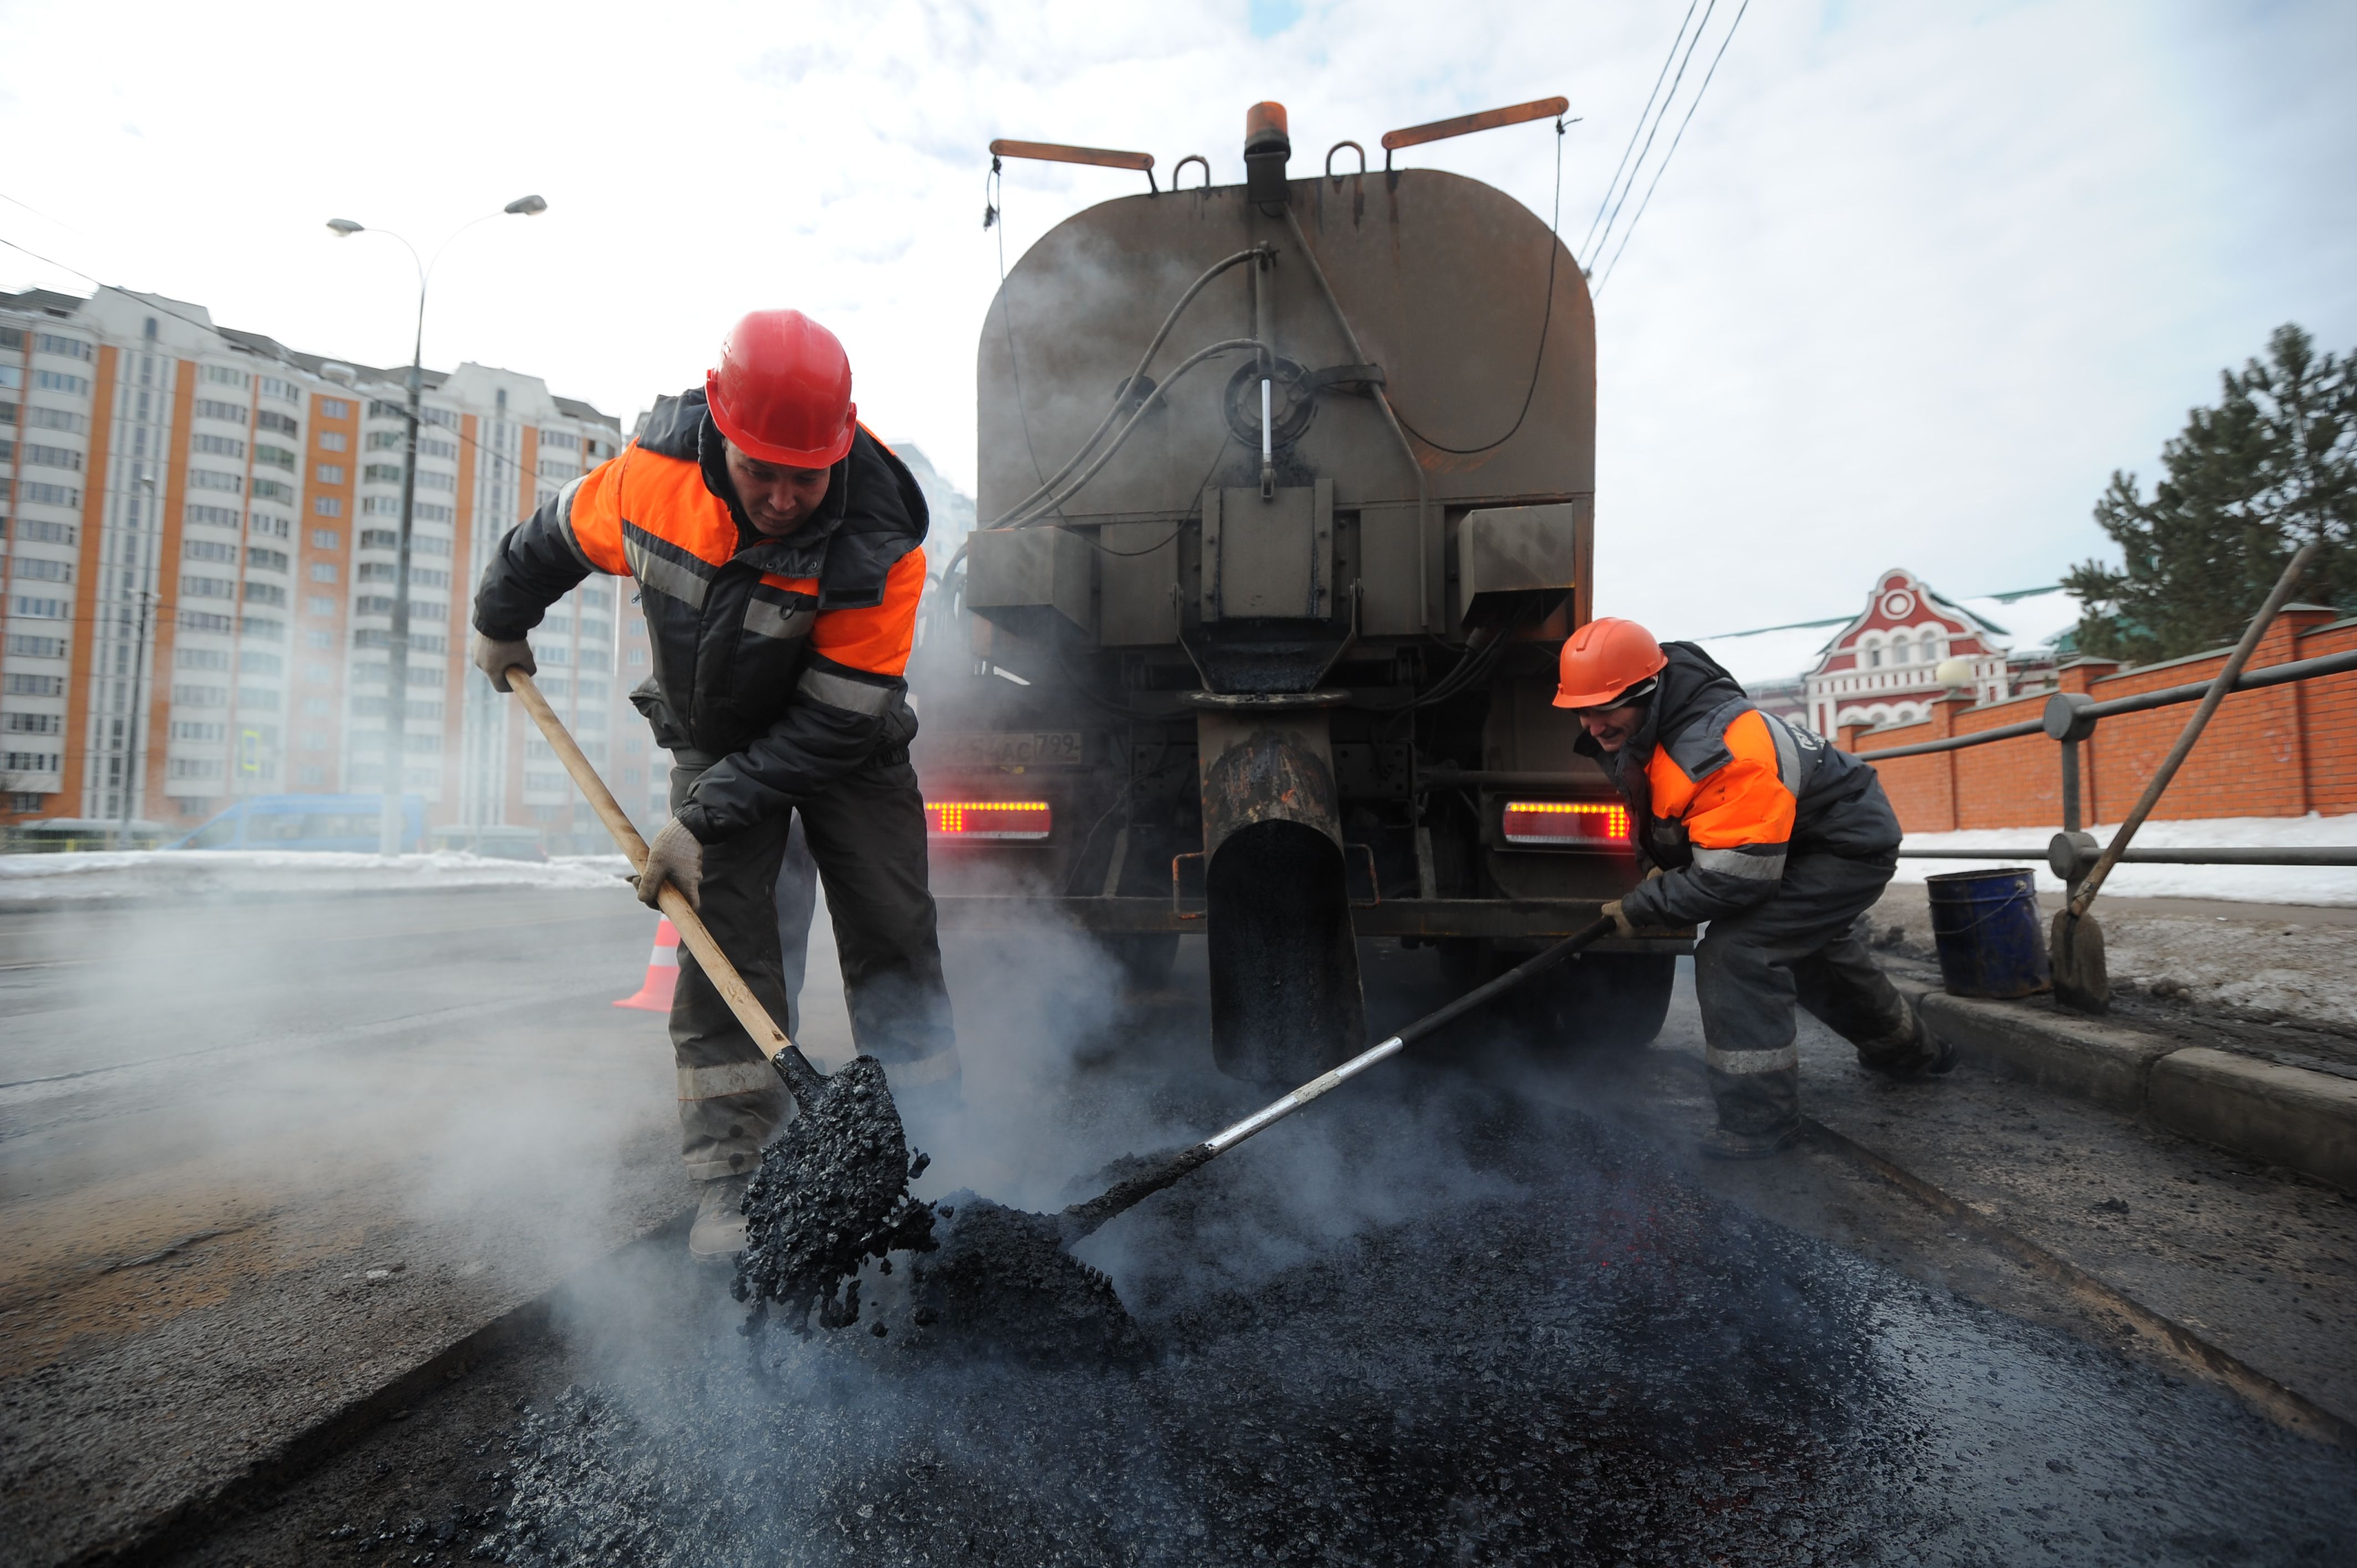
[327,218,365,236]
[504,194,548,216]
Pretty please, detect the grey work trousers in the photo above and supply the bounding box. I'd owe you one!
[1691,853,1918,1136]
[668,751,960,1181]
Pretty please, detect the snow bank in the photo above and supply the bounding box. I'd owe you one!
[1893,814,2357,906]
[0,849,634,904]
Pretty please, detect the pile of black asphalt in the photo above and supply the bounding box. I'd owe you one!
[493,1070,2356,1567]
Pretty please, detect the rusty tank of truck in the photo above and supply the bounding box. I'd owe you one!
[909,99,1691,1084]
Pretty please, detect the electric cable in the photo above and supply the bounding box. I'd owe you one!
[1587,0,1717,270]
[1593,0,1750,295]
[1000,337,1262,527]
[1578,0,1700,264]
[1385,117,1567,457]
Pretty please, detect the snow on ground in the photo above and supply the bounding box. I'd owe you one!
[0,850,634,904]
[1891,814,2357,906]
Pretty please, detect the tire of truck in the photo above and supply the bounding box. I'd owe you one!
[1518,952,1677,1052]
[1102,933,1180,992]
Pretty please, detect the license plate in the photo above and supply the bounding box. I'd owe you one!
[941,730,1087,770]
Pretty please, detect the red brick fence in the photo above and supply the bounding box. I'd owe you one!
[1840,607,2357,834]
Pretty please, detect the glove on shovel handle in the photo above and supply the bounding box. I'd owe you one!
[503,667,824,1102]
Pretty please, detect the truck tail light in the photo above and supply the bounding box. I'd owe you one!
[924,800,1052,841]
[1502,800,1630,847]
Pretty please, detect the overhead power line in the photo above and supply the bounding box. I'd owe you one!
[1593,0,1751,296]
[1586,0,1719,274]
[1578,0,1700,264]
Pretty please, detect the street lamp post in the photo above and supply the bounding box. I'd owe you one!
[116,471,159,850]
[327,195,546,855]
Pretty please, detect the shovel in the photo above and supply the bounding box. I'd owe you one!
[502,668,928,1309]
[2050,542,2318,1012]
[503,668,834,1106]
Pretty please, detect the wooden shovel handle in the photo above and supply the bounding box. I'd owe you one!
[506,668,817,1093]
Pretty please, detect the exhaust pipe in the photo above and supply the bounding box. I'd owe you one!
[1197,708,1367,1084]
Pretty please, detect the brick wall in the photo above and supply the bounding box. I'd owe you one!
[1845,610,2357,832]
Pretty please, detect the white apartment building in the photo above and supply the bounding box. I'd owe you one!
[0,284,663,843]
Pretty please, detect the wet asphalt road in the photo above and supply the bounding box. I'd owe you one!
[155,933,2357,1568]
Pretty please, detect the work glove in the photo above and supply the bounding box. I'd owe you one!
[636,818,704,911]
[471,632,536,693]
[1600,899,1635,939]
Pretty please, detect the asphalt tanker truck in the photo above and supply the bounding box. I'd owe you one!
[912,99,1691,1084]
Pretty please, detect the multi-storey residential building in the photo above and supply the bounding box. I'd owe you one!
[0,283,651,847]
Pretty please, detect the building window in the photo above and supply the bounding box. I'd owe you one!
[3,713,63,734]
[35,334,93,360]
[246,545,290,572]
[249,513,291,539]
[185,538,238,564]
[254,443,298,471]
[260,376,300,405]
[10,597,69,620]
[316,464,346,484]
[9,518,76,546]
[35,370,91,396]
[22,442,81,471]
[195,398,248,424]
[177,647,231,670]
[304,595,336,616]
[305,630,335,649]
[18,481,80,507]
[24,406,89,434]
[317,430,348,452]
[318,398,353,420]
[251,478,296,503]
[204,365,249,388]
[309,561,338,582]
[186,504,241,530]
[193,434,245,458]
[191,468,243,494]
[12,558,71,583]
[310,529,341,550]
[7,635,68,658]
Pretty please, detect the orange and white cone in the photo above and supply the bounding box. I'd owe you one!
[613,917,681,1012]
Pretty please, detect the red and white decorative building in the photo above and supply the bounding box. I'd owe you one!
[1801,569,2019,737]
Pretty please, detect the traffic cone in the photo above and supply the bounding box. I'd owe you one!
[613,917,681,1012]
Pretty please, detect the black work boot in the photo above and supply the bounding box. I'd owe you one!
[1862,1009,1956,1081]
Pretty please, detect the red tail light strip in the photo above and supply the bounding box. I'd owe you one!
[925,801,1052,841]
[1501,800,1630,846]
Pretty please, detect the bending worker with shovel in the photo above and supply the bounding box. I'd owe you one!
[470,309,960,1260]
[1560,618,1951,1158]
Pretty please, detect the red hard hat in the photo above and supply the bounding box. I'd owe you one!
[705,310,857,468]
[1553,617,1669,709]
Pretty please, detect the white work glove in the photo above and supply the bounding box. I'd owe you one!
[471,632,536,693]
[636,818,704,911]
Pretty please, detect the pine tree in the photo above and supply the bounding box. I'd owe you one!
[2066,324,2356,663]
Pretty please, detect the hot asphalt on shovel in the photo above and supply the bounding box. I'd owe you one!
[502,669,934,1324]
[2049,541,2319,1013]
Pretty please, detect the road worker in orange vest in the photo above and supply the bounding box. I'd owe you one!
[1560,617,1952,1158]
[471,310,958,1258]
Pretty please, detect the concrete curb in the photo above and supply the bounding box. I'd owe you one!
[1911,989,2357,1196]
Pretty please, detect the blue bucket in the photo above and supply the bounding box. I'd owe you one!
[1924,867,2051,999]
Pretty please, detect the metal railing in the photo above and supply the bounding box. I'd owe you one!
[1854,646,2357,884]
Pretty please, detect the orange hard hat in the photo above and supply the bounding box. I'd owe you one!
[1553,617,1668,709]
[705,310,857,468]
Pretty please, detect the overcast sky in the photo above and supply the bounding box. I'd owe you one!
[3,0,2350,638]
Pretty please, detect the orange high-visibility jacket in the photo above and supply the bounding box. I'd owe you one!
[474,390,929,842]
[1584,644,1901,926]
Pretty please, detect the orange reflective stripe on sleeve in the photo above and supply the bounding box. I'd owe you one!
[564,451,631,575]
[1679,709,1797,850]
[809,545,926,677]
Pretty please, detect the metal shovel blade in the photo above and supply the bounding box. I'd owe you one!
[2049,910,2109,1015]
